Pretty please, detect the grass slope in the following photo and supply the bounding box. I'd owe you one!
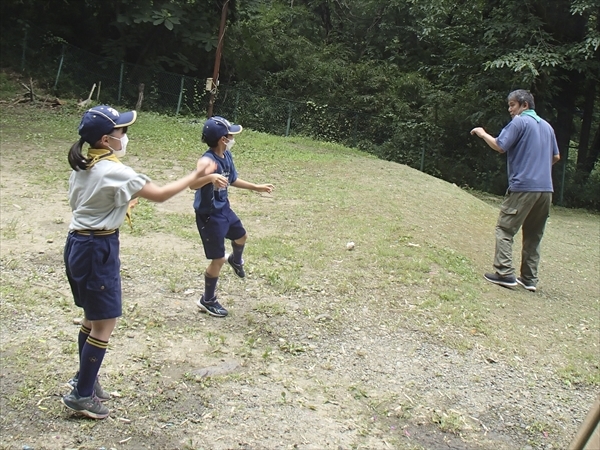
[2,103,598,385]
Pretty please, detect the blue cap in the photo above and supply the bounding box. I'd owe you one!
[78,105,137,144]
[202,116,243,143]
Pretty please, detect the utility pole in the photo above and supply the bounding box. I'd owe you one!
[207,0,229,118]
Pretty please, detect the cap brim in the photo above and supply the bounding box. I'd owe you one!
[229,124,242,134]
[114,110,137,128]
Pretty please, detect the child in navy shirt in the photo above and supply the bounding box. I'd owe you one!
[191,117,274,317]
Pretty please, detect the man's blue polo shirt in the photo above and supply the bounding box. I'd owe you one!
[496,114,559,192]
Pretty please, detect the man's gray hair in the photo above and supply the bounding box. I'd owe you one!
[507,89,536,110]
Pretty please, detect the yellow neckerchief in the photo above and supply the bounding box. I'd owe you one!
[86,148,134,229]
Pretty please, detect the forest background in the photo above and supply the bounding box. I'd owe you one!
[1,0,599,209]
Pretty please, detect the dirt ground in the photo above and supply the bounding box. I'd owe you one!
[1,112,599,450]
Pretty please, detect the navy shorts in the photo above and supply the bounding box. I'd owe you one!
[196,205,246,260]
[63,231,122,320]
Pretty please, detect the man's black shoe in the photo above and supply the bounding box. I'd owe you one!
[484,272,518,288]
[516,277,537,292]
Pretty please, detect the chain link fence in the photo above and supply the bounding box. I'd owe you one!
[2,38,395,154]
[2,36,410,169]
[50,44,211,117]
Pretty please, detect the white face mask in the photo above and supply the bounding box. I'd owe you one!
[225,137,235,151]
[108,134,129,158]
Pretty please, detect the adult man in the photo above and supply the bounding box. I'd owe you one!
[471,89,560,292]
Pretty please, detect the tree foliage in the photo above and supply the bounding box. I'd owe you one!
[1,0,598,208]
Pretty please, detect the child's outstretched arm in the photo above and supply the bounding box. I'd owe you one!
[197,156,216,173]
[196,156,217,175]
[189,173,228,190]
[231,178,274,194]
[136,157,217,203]
[188,156,225,190]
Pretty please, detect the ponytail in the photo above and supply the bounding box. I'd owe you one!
[68,138,89,171]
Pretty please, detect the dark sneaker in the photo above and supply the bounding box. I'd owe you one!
[62,387,109,419]
[517,277,537,292]
[197,295,228,317]
[484,272,517,288]
[227,253,245,278]
[67,373,111,401]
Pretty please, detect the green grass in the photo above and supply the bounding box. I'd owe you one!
[0,72,21,100]
[1,218,19,240]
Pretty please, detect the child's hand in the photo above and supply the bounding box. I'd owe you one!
[256,184,275,194]
[196,157,217,176]
[129,198,139,209]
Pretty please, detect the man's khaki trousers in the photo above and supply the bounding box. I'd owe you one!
[493,191,552,285]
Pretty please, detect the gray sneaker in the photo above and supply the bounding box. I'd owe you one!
[62,387,109,419]
[67,372,111,401]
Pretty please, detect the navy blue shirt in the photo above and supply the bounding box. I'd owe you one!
[193,149,238,214]
[496,114,559,192]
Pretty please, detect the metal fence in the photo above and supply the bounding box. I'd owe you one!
[5,40,372,146]
[51,44,212,118]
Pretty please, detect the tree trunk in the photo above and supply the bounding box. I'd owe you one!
[577,80,595,171]
[136,83,145,111]
[583,122,600,175]
[551,72,580,204]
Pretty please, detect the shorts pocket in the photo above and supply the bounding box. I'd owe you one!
[87,238,120,293]
[87,276,119,292]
